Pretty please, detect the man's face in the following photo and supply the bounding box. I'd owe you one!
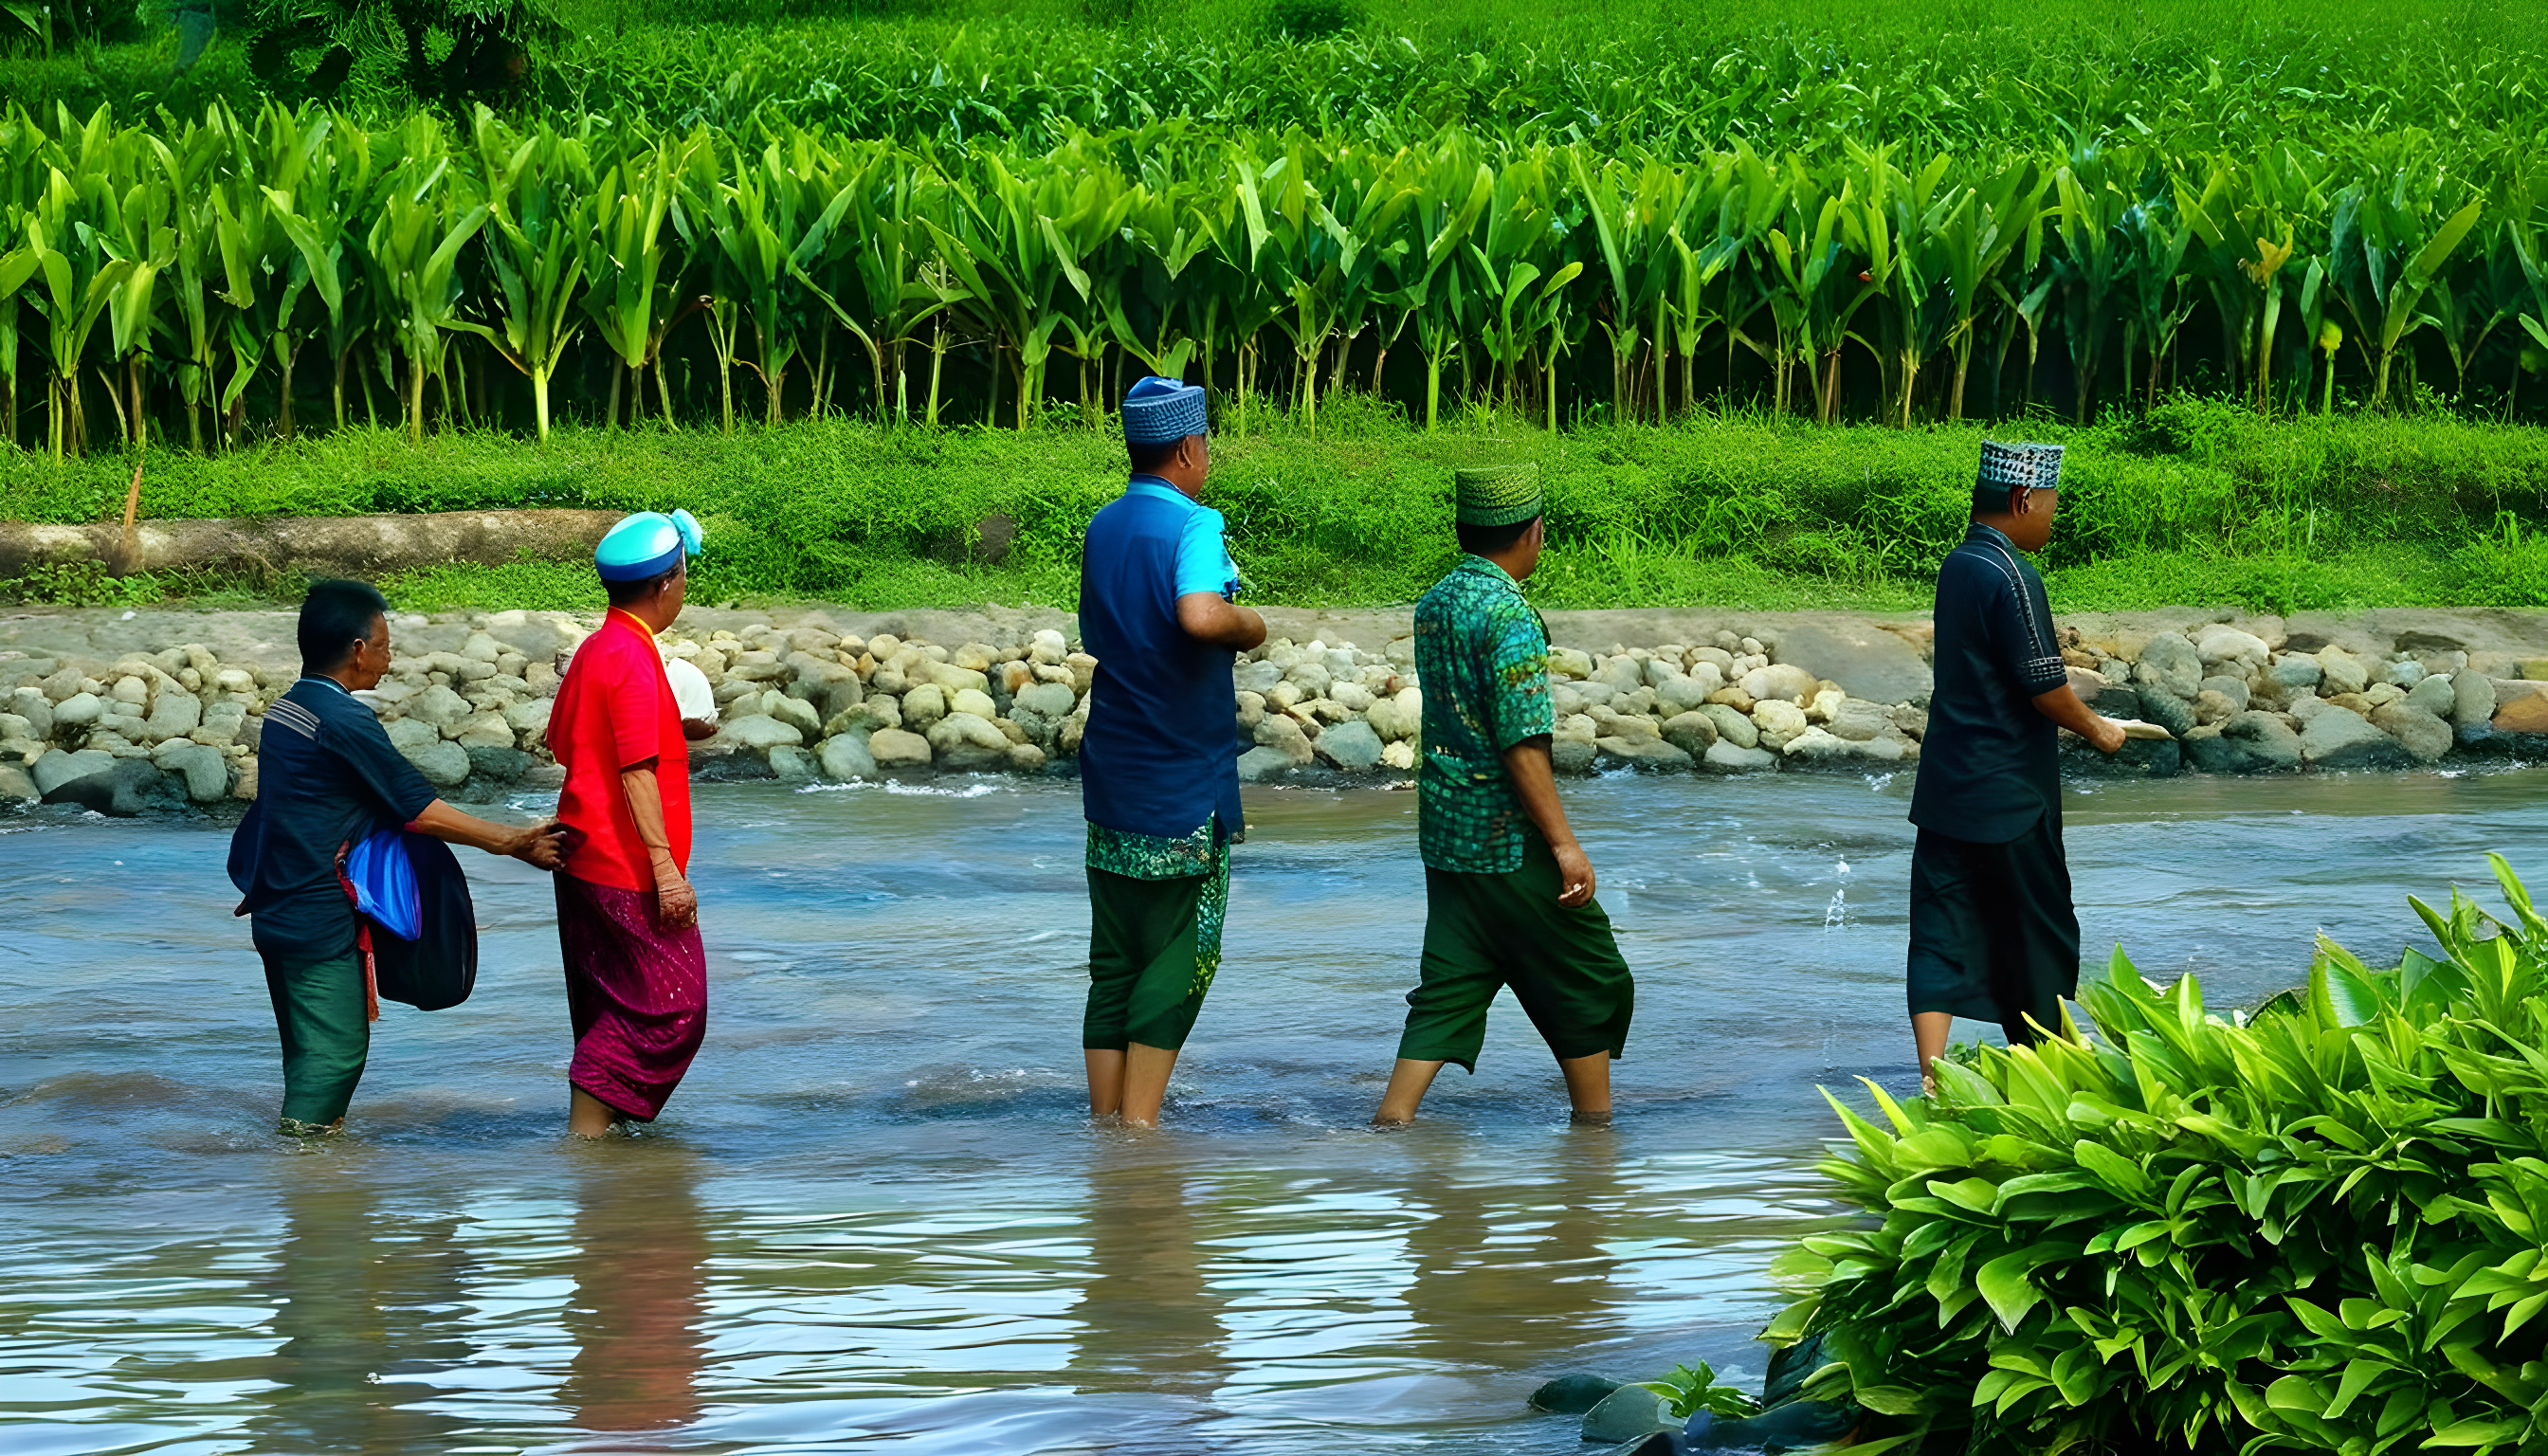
[1510,517,1548,581]
[2007,488,2059,553]
[664,560,689,620]
[346,613,392,690]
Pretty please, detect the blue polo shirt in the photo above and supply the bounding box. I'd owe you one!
[1078,475,1245,843]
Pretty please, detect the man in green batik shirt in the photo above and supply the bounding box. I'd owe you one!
[1371,463,1636,1127]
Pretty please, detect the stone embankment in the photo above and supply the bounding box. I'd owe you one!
[6,605,2548,814]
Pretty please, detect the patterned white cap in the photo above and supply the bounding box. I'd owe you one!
[1978,441,2063,493]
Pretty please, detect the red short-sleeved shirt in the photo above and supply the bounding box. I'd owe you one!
[550,610,691,891]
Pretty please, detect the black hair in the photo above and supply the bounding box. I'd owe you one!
[1456,514,1540,557]
[605,561,683,608]
[298,578,390,674]
[1129,435,1188,474]
[1972,483,2057,514]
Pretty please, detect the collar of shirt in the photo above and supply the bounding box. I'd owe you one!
[1963,520,2021,554]
[295,675,353,697]
[1125,475,1205,514]
[1452,552,1524,592]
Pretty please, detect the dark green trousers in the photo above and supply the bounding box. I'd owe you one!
[1397,834,1636,1072]
[1083,855,1229,1053]
[261,949,371,1125]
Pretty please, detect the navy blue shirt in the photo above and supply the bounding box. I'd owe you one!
[229,677,439,962]
[1908,522,2068,845]
[1078,476,1244,841]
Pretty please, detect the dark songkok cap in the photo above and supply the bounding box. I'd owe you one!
[1121,375,1209,445]
[1454,464,1543,527]
[1977,440,2063,495]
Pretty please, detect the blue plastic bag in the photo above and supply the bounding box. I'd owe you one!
[344,826,423,941]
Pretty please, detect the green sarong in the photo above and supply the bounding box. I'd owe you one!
[261,948,372,1125]
[1083,823,1230,1053]
[1397,831,1634,1072]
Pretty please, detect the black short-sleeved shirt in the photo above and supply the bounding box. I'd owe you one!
[1908,522,2069,845]
[231,677,440,963]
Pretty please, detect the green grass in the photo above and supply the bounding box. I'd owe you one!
[10,400,2548,615]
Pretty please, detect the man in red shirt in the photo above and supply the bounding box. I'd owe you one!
[549,511,706,1136]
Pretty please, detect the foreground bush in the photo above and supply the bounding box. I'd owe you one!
[1779,855,2548,1454]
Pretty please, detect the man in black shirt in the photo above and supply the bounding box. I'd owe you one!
[233,580,565,1134]
[1905,442,2124,1093]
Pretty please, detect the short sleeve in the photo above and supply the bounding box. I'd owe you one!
[1173,506,1237,600]
[1486,604,1556,750]
[1983,564,2066,697]
[601,641,669,770]
[324,713,438,825]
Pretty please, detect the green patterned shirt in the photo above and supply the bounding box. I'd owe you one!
[1085,818,1221,879]
[1414,555,1556,873]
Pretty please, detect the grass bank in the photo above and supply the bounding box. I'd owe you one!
[5,401,2546,617]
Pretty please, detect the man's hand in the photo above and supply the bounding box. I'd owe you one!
[509,822,569,871]
[2031,682,2127,755]
[1551,838,1596,907]
[654,863,700,930]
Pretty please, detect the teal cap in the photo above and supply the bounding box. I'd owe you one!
[596,509,702,582]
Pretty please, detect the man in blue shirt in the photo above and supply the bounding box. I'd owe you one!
[1905,443,2123,1093]
[232,579,566,1134]
[1076,376,1265,1127]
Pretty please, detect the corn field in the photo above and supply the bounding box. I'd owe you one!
[3,99,2545,457]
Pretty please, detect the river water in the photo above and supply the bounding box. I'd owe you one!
[5,765,2544,1455]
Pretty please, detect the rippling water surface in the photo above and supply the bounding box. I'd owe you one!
[8,766,2548,1453]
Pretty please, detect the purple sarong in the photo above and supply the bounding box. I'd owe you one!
[555,872,707,1121]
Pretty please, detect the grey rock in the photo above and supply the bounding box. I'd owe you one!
[1698,702,1756,748]
[464,744,532,782]
[1656,675,1713,713]
[1253,714,1317,766]
[2194,625,2271,671]
[2377,658,2426,688]
[1660,710,1720,756]
[766,745,817,781]
[2452,669,2498,727]
[1738,663,1820,704]
[0,762,33,801]
[2136,685,2197,737]
[406,683,471,731]
[52,691,103,728]
[2133,631,2203,699]
[2193,689,2237,727]
[1826,698,1894,742]
[142,691,202,742]
[769,694,824,737]
[1232,660,1283,694]
[2371,702,2453,763]
[1701,739,1779,774]
[2090,683,2144,720]
[2183,726,2266,774]
[2268,654,2323,694]
[1528,1374,1624,1414]
[1236,744,1299,782]
[1283,662,1333,699]
[2404,674,2457,718]
[1783,726,1909,767]
[925,711,1011,772]
[1581,1386,1673,1444]
[1313,719,1385,771]
[2068,735,2183,777]
[2316,646,2370,697]
[42,755,184,815]
[2198,675,2251,712]
[31,748,114,795]
[1768,620,1934,705]
[2299,705,2412,770]
[1014,681,1078,719]
[158,742,231,802]
[1592,655,1645,692]
[1596,736,1693,771]
[9,688,54,738]
[407,737,473,787]
[818,733,878,781]
[1550,736,1598,774]
[719,716,807,752]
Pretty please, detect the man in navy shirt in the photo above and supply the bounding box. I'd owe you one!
[233,579,565,1134]
[1076,376,1265,1127]
[1905,443,2123,1093]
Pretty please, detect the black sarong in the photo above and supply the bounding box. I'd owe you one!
[1904,812,2080,1045]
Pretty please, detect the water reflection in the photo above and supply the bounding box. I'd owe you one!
[559,1144,709,1437]
[254,1161,472,1454]
[1071,1143,1227,1397]
[1398,1134,1620,1370]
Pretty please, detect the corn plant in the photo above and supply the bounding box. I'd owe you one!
[473,115,590,440]
[2327,170,2486,411]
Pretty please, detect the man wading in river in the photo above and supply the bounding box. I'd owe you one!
[1907,441,2125,1094]
[1076,375,1265,1128]
[549,511,711,1137]
[1371,464,1635,1128]
[230,579,566,1136]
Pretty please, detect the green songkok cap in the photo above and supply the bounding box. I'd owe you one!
[1454,464,1543,527]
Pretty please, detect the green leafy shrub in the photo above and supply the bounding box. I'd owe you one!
[0,559,165,606]
[1774,853,2548,1454]
[1639,1360,1760,1421]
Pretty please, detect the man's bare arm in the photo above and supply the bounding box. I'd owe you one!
[1502,736,1595,907]
[410,799,563,869]
[2032,683,2126,754]
[1176,592,1267,650]
[620,759,699,930]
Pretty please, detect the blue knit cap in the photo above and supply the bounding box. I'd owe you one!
[596,509,703,582]
[1121,375,1208,446]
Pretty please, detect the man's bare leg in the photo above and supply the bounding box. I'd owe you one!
[1373,1058,1447,1125]
[1085,1048,1125,1118]
[569,1085,623,1138]
[1558,1051,1613,1125]
[1119,1044,1178,1128]
[1913,1011,1955,1095]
